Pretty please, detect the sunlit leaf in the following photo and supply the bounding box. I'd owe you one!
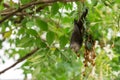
[26,21,34,28]
[4,30,12,38]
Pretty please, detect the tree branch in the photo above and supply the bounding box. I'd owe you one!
[0,47,39,74]
[0,0,78,75]
[0,0,77,24]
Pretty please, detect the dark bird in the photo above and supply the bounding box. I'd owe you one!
[70,8,88,53]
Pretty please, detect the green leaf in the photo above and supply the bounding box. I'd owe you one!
[51,3,59,15]
[21,0,31,4]
[26,21,34,28]
[46,31,55,45]
[4,31,12,38]
[64,3,73,10]
[16,37,33,47]
[35,19,48,31]
[35,38,42,48]
[18,28,25,35]
[116,0,120,3]
[59,35,68,48]
[0,40,2,49]
[92,0,98,6]
[1,22,8,32]
[0,3,4,10]
[21,18,28,27]
[40,42,47,48]
[26,29,38,36]
[62,17,72,23]
[63,27,70,34]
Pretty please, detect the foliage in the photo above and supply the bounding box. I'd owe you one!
[0,0,120,80]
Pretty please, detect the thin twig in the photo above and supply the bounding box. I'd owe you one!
[0,0,54,23]
[0,47,39,74]
[0,0,77,24]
